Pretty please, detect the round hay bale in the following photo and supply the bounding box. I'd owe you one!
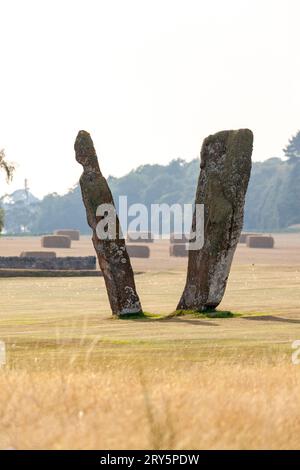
[246,235,274,249]
[127,232,154,243]
[41,235,71,249]
[54,229,80,241]
[20,251,56,259]
[170,233,190,244]
[169,244,188,257]
[127,245,150,258]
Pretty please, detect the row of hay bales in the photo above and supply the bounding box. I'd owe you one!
[239,232,274,248]
[169,231,275,257]
[127,232,190,258]
[38,231,153,259]
[34,230,275,261]
[16,230,81,262]
[127,232,191,258]
[41,230,80,249]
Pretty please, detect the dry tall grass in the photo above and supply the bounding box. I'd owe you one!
[1,358,300,450]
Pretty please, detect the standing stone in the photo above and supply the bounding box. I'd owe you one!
[177,129,253,311]
[75,130,142,316]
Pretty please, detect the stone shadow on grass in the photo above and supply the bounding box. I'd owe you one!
[243,315,300,324]
[161,316,219,327]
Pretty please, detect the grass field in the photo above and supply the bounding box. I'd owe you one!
[1,234,300,449]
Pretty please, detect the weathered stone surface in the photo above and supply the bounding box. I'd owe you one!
[177,129,253,311]
[75,130,142,316]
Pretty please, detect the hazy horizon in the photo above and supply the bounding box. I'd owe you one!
[0,152,290,200]
[1,0,299,198]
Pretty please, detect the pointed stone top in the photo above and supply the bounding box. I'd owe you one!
[74,130,100,171]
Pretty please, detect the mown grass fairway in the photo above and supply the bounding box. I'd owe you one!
[1,235,300,449]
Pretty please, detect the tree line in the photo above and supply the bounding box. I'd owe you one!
[1,131,300,234]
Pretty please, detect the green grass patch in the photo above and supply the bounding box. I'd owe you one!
[165,309,241,319]
[116,309,243,320]
[117,311,163,320]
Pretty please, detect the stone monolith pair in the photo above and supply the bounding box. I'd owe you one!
[75,129,253,316]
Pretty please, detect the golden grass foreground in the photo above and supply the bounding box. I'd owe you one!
[1,359,300,450]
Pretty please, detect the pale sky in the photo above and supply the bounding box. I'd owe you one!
[0,0,299,198]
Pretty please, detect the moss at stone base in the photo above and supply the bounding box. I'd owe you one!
[116,311,162,320]
[166,309,240,319]
[115,309,242,320]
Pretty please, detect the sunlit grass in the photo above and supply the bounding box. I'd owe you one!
[0,265,300,449]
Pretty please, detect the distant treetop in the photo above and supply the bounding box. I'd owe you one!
[283,131,300,160]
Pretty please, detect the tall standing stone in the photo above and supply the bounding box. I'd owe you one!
[75,130,142,316]
[177,129,253,311]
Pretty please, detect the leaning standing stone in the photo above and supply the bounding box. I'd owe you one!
[177,129,253,312]
[75,130,142,316]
